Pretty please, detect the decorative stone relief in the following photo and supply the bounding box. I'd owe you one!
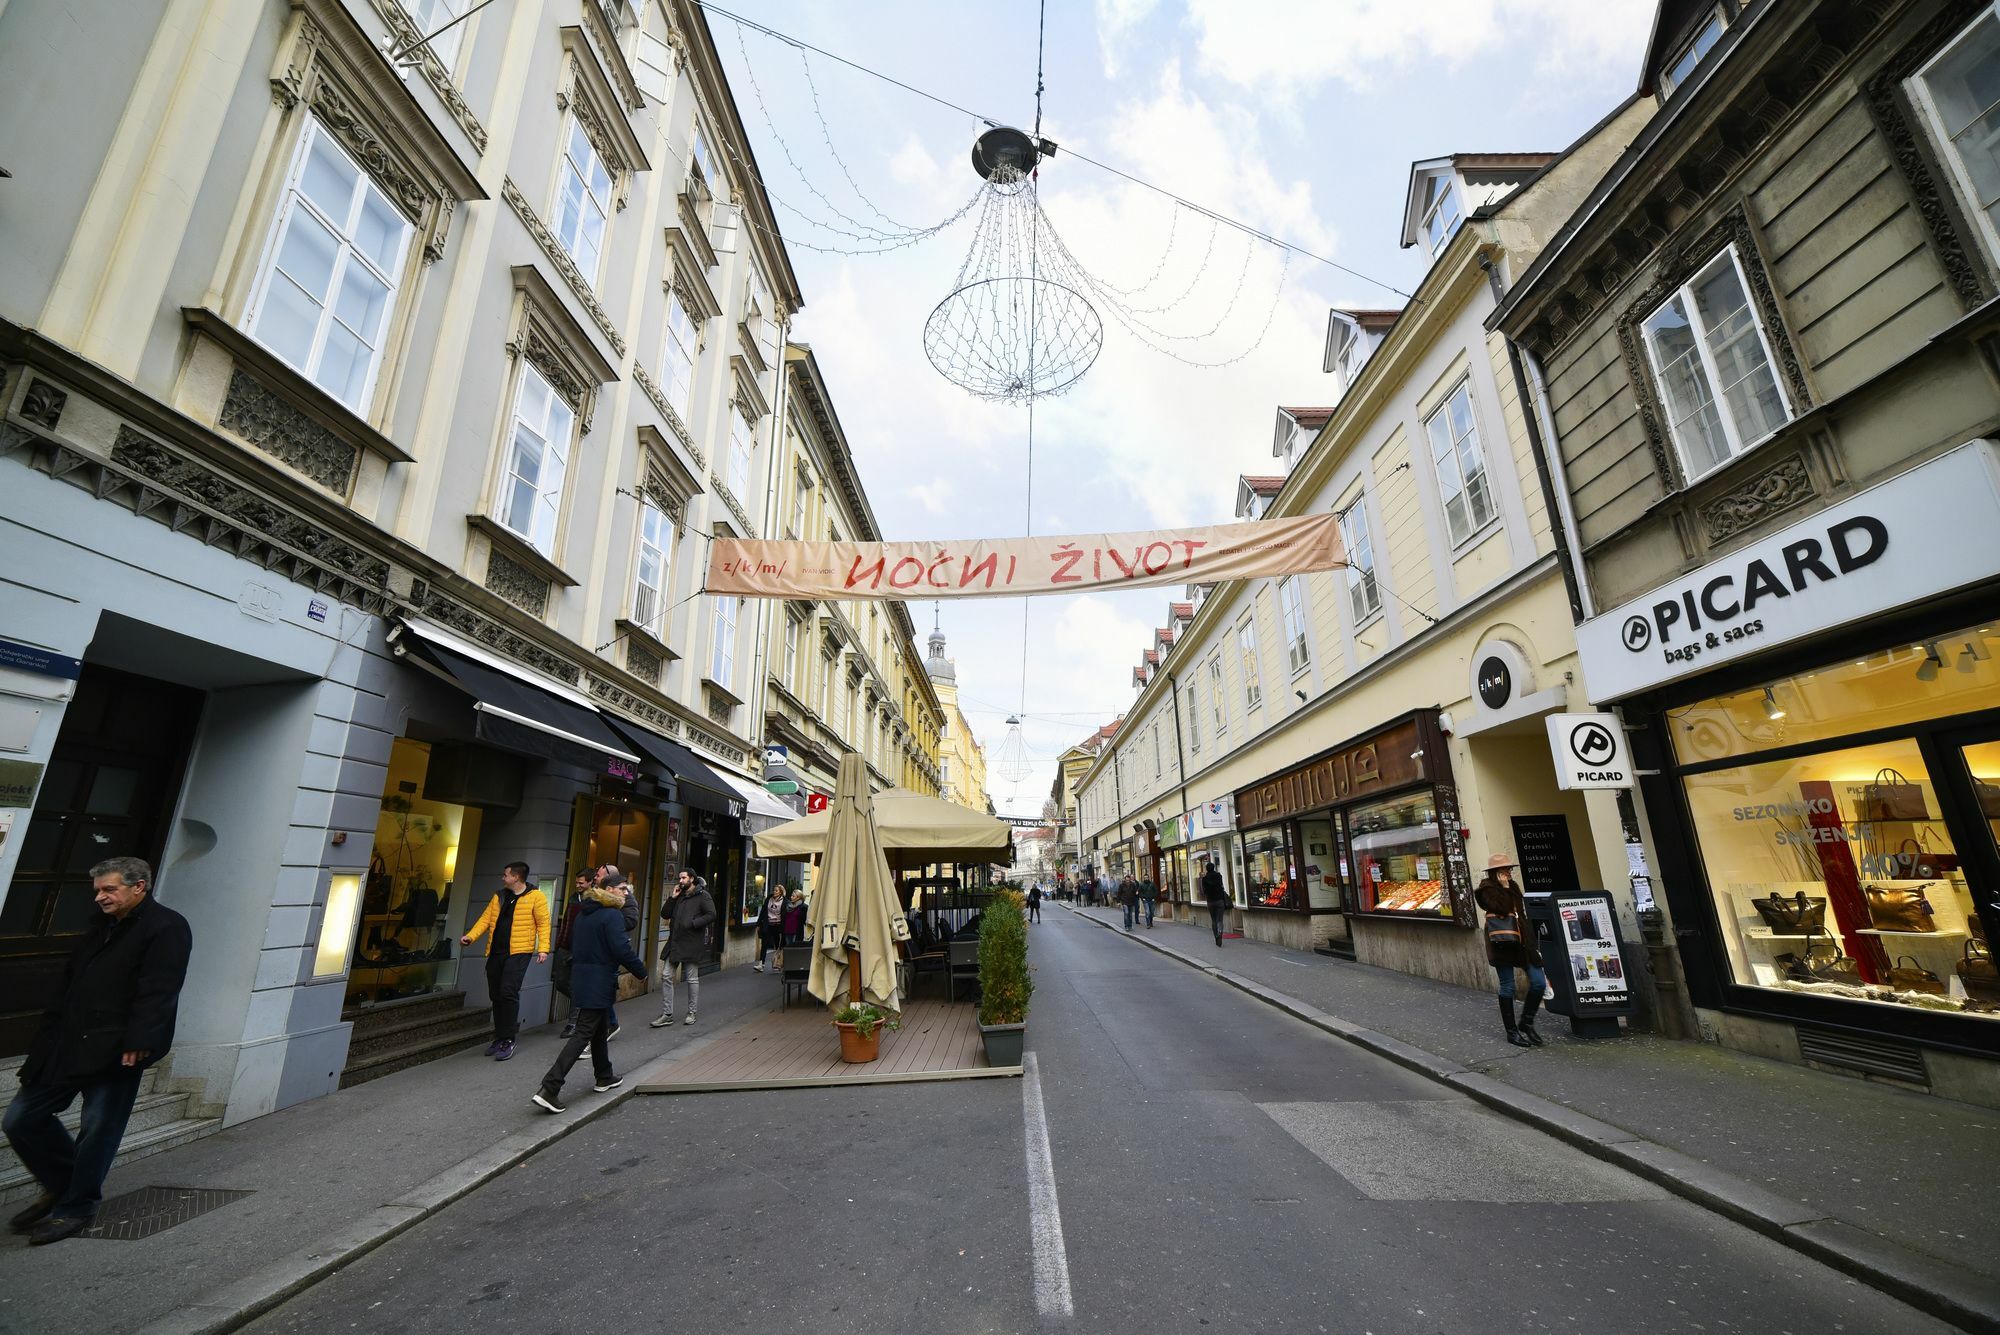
[684,722,747,767]
[310,75,429,221]
[218,369,359,493]
[633,366,704,468]
[409,578,579,682]
[708,474,756,535]
[21,379,66,429]
[505,324,592,432]
[484,548,550,618]
[588,675,677,733]
[501,177,627,357]
[366,0,489,153]
[625,640,662,685]
[642,462,688,526]
[705,691,733,726]
[1698,453,1817,543]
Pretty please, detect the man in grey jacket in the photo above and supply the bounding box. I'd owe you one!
[652,870,716,1027]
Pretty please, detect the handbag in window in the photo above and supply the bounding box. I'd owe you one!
[1864,884,1938,933]
[1751,891,1825,935]
[1776,934,1857,985]
[1858,768,1927,823]
[1884,955,1944,996]
[1957,939,2000,1005]
[1895,839,1943,881]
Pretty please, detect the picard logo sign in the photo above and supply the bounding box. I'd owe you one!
[1623,515,1887,668]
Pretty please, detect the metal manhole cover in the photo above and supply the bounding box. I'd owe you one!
[84,1185,252,1240]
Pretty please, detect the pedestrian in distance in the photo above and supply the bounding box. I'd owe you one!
[1139,874,1158,928]
[1026,883,1043,924]
[461,861,549,1061]
[1119,875,1140,930]
[5,858,192,1244]
[1477,852,1546,1048]
[1201,856,1230,946]
[652,870,717,1028]
[755,883,787,972]
[783,887,809,944]
[532,883,646,1113]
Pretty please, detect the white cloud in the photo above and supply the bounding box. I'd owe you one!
[905,478,954,514]
[1095,0,1163,77]
[1183,0,1654,97]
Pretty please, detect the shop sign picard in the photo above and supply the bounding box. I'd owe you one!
[1546,713,1633,790]
[1573,442,2000,700]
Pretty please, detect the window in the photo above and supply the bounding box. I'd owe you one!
[818,652,834,720]
[554,119,612,282]
[1913,9,2000,261]
[789,479,807,539]
[495,362,574,556]
[1243,826,1295,909]
[1661,7,1725,95]
[1421,177,1461,256]
[401,0,471,69]
[1237,619,1262,710]
[1338,502,1381,622]
[709,595,737,684]
[1424,379,1497,545]
[1188,679,1201,755]
[783,616,799,690]
[633,496,675,630]
[1347,791,1449,917]
[1209,655,1226,738]
[1639,247,1792,478]
[728,408,754,498]
[1153,725,1163,778]
[249,122,412,415]
[1278,577,1310,675]
[688,124,714,194]
[662,288,699,418]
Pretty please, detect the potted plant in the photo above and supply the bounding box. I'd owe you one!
[978,888,1032,1066]
[832,1002,900,1063]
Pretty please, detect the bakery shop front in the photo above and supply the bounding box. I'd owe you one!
[1232,710,1475,957]
[1575,444,2000,1096]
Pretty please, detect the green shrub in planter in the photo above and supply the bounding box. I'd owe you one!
[978,888,1032,1026]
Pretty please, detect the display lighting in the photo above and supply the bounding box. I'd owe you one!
[1761,687,1786,721]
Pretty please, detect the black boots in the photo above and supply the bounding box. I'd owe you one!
[1499,997,1530,1047]
[1519,991,1546,1047]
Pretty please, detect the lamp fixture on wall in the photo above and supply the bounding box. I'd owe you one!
[1761,687,1785,721]
[1915,643,1943,683]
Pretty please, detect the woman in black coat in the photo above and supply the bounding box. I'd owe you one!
[1476,853,1546,1048]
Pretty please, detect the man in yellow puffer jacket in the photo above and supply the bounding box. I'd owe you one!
[461,862,550,1061]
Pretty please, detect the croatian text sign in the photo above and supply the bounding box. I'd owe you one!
[706,514,1344,600]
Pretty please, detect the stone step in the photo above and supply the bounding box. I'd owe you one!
[338,1015,492,1089]
[343,1006,494,1062]
[0,1114,223,1207]
[0,1090,194,1180]
[0,1057,167,1100]
[342,991,469,1038]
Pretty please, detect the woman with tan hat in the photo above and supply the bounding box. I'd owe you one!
[1476,852,1545,1047]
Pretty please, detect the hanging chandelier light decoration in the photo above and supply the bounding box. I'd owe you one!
[922,127,1104,404]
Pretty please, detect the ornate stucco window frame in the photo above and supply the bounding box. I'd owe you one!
[554,25,652,219]
[614,424,701,662]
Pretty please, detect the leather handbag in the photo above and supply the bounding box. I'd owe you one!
[1777,938,1857,985]
[1865,884,1938,933]
[1884,955,1945,995]
[1859,768,1928,823]
[1752,891,1825,934]
[1895,839,1943,881]
[1957,939,2000,1004]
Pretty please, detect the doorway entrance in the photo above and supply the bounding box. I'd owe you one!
[0,665,202,1056]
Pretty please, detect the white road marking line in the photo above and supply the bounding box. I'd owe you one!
[1270,954,1309,967]
[1021,1051,1074,1319]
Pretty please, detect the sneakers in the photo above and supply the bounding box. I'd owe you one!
[605,1024,622,1041]
[482,1041,501,1057]
[650,1014,674,1028]
[494,1040,516,1061]
[684,1012,697,1025]
[752,963,765,972]
[559,1023,575,1039]
[532,1092,566,1114]
[592,1075,624,1093]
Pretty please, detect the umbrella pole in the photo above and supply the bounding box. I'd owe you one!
[847,946,861,1005]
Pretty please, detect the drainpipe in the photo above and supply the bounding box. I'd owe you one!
[1517,341,1595,622]
[1168,670,1192,916]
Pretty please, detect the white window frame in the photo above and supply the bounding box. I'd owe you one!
[553,117,613,285]
[632,494,675,631]
[1188,678,1201,755]
[1423,378,1499,547]
[1237,618,1262,711]
[1638,246,1795,482]
[1909,7,2000,266]
[688,122,715,196]
[401,0,472,71]
[1153,725,1163,778]
[709,594,738,685]
[727,406,754,498]
[1421,177,1462,257]
[789,478,807,539]
[1209,655,1226,739]
[783,615,800,691]
[1660,5,1726,96]
[819,651,835,720]
[1338,500,1382,624]
[1278,577,1310,676]
[246,120,413,417]
[493,361,575,557]
[662,287,699,419]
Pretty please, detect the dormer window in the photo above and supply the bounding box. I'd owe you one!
[1421,177,1462,256]
[1661,7,1726,96]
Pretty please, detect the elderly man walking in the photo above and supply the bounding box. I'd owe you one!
[5,857,192,1245]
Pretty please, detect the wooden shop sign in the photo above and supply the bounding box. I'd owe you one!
[1237,718,1428,827]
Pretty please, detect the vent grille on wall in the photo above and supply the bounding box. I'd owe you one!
[1795,1027,1929,1086]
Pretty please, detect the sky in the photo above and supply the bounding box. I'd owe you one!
[709,0,1658,817]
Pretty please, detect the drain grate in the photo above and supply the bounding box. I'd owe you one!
[1795,1027,1929,1086]
[84,1185,252,1241]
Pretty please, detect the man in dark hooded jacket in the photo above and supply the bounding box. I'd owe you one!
[533,885,646,1113]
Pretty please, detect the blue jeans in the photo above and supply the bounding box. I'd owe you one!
[1143,899,1156,927]
[1495,964,1547,1001]
[4,1071,144,1219]
[1122,902,1135,929]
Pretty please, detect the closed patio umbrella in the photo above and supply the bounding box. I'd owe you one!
[806,751,910,1011]
[755,788,1014,870]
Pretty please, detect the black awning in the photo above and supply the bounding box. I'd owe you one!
[400,637,638,772]
[610,722,739,816]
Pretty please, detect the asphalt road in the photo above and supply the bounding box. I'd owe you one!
[247,910,1948,1334]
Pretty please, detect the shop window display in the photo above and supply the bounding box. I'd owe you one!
[1242,826,1294,908]
[349,739,482,1005]
[1346,791,1449,917]
[1674,626,2000,1020]
[1296,817,1342,910]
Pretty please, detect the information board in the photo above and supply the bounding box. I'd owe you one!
[1511,814,1581,896]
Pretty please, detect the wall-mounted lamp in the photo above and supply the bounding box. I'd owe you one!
[1958,640,1992,674]
[1761,687,1786,721]
[1916,643,1943,683]
[1295,689,1308,702]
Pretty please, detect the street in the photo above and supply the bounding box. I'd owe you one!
[246,912,1945,1334]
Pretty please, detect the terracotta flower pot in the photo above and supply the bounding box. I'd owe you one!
[834,1019,880,1063]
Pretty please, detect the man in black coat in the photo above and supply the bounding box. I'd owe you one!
[533,885,647,1114]
[1201,857,1231,947]
[5,857,192,1244]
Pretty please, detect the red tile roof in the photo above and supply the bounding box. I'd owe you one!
[1143,649,1160,665]
[1281,406,1337,428]
[1453,151,1560,171]
[1243,474,1286,496]
[1341,308,1403,330]
[1170,602,1194,619]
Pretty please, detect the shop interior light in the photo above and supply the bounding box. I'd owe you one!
[1915,643,1943,682]
[1959,639,1991,673]
[1762,687,1786,721]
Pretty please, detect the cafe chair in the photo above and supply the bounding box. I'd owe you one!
[947,938,981,1004]
[779,945,812,1009]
